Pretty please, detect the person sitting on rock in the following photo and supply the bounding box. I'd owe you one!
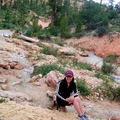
[56,70,89,120]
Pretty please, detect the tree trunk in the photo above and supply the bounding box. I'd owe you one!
[100,0,102,6]
[51,7,55,25]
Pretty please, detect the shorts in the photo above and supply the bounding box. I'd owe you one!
[56,96,70,106]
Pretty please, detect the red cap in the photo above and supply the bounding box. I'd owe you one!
[65,70,74,77]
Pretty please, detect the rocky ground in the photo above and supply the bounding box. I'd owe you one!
[0,30,120,120]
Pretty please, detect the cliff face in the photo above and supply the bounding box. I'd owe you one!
[66,33,120,58]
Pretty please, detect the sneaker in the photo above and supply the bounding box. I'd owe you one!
[84,114,89,120]
[78,114,86,120]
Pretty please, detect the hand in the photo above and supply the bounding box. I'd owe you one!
[66,96,74,104]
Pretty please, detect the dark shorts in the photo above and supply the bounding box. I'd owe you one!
[56,96,70,106]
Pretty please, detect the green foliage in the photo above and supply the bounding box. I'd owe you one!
[37,32,51,40]
[48,25,59,36]
[41,45,58,56]
[25,26,33,37]
[33,64,65,76]
[0,22,15,29]
[103,54,118,64]
[76,79,91,96]
[100,81,114,100]
[0,97,5,103]
[60,17,71,38]
[113,86,120,101]
[94,70,103,78]
[80,47,85,52]
[101,54,117,75]
[75,19,82,33]
[74,33,83,38]
[101,62,113,74]
[0,0,119,36]
[95,70,114,82]
[53,38,63,46]
[77,62,92,71]
[107,9,118,19]
[94,70,120,101]
[96,26,107,36]
[80,1,103,28]
[103,17,109,27]
[57,56,70,67]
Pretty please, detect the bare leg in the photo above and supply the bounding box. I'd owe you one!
[73,96,84,116]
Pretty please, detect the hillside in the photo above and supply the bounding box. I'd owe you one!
[0,30,120,120]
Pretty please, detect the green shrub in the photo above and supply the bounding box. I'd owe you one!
[33,64,65,76]
[37,32,50,40]
[94,70,103,78]
[101,62,113,74]
[60,17,72,38]
[41,46,58,57]
[100,81,114,99]
[75,20,82,34]
[97,76,118,100]
[77,62,92,71]
[57,57,70,67]
[48,25,59,36]
[53,38,63,46]
[76,79,91,96]
[113,86,120,101]
[74,33,83,38]
[95,70,114,82]
[96,26,107,36]
[103,54,118,64]
[25,26,33,37]
[0,22,15,29]
[0,97,5,103]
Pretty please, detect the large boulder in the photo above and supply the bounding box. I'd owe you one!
[110,115,120,120]
[44,70,64,88]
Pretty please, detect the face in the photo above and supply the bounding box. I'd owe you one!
[66,76,73,84]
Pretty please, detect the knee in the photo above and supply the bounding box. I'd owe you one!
[74,96,81,102]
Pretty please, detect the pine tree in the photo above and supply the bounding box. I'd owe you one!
[0,0,1,17]
[60,17,70,38]
[75,19,82,33]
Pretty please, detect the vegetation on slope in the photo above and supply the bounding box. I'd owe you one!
[0,0,120,39]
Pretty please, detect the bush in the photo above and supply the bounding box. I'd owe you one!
[77,62,92,71]
[0,97,5,103]
[99,81,114,100]
[33,64,65,76]
[101,62,113,74]
[103,54,118,64]
[0,22,15,29]
[74,33,83,38]
[53,38,63,46]
[94,70,103,78]
[113,86,120,101]
[76,79,91,96]
[96,26,107,36]
[48,25,59,36]
[25,26,33,37]
[41,45,58,56]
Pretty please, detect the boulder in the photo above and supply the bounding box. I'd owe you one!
[109,115,120,120]
[44,70,64,88]
[57,47,76,56]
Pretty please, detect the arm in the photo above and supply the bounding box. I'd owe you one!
[66,82,78,103]
[72,82,79,97]
[56,81,66,101]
